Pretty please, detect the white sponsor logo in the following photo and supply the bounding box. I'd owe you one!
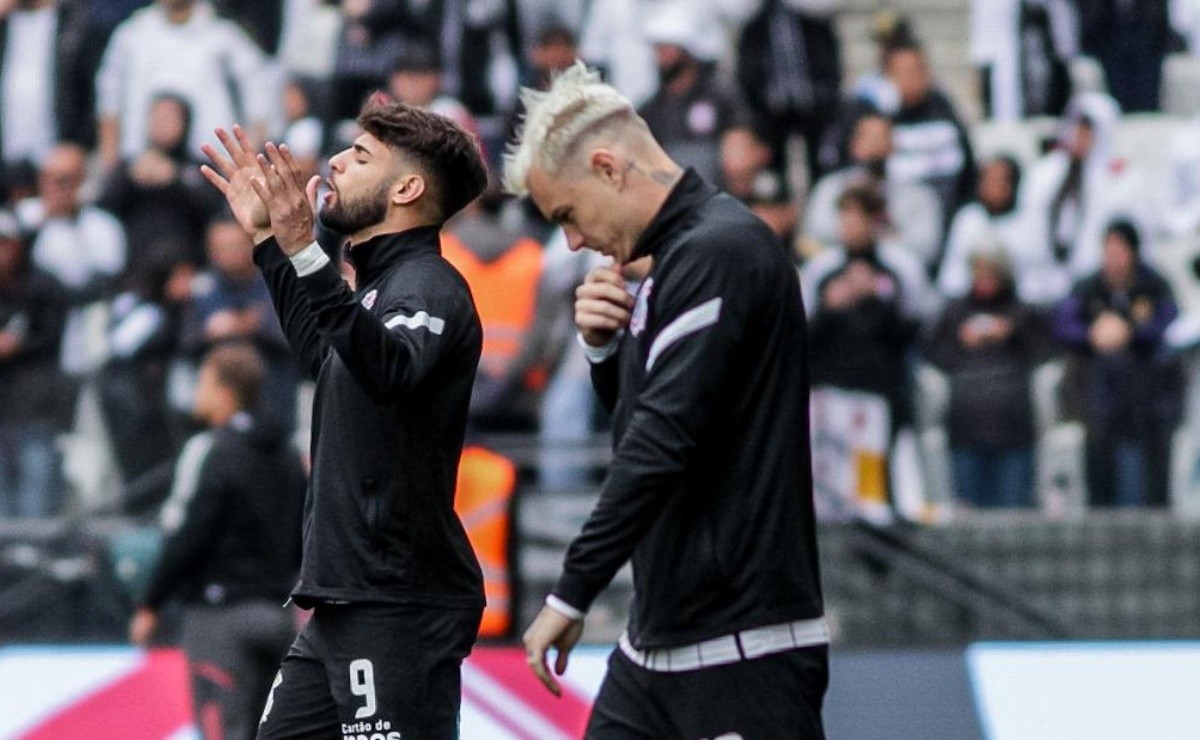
[361,289,379,310]
[630,278,653,337]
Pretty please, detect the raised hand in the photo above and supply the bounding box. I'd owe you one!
[200,126,273,244]
[248,142,323,257]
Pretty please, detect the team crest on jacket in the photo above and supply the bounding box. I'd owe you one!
[630,278,653,337]
[361,289,378,310]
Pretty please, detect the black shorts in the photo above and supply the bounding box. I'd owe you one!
[586,644,829,740]
[257,602,481,740]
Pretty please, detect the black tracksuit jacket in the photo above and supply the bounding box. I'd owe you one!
[552,170,825,649]
[143,414,305,609]
[253,225,484,609]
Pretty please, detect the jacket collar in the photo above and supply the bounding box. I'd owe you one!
[630,168,715,261]
[348,224,442,283]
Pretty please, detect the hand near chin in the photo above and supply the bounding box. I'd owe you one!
[248,142,323,257]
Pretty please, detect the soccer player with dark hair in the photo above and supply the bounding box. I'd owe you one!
[200,99,488,737]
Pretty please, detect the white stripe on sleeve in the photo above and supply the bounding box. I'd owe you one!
[159,431,215,534]
[384,311,445,335]
[645,297,722,371]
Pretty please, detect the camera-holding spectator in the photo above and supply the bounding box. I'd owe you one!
[926,250,1051,509]
[0,210,68,518]
[939,156,1069,305]
[803,185,931,432]
[98,93,221,271]
[805,110,943,270]
[1054,220,1182,507]
[96,0,275,168]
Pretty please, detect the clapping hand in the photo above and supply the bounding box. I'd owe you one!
[201,126,273,244]
[246,142,322,257]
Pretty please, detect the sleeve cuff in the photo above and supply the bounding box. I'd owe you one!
[577,331,621,364]
[290,241,332,277]
[545,594,585,621]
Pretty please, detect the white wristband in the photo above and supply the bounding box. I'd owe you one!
[577,331,621,364]
[545,595,585,621]
[290,241,331,277]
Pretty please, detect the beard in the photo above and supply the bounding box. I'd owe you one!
[319,180,390,235]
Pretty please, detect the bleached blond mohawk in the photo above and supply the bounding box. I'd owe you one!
[502,60,637,197]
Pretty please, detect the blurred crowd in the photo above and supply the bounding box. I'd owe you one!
[4,0,1200,522]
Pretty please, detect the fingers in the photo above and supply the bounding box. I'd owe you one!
[554,644,571,676]
[255,153,285,196]
[277,144,308,190]
[525,642,561,697]
[585,265,628,291]
[198,164,230,195]
[201,142,237,179]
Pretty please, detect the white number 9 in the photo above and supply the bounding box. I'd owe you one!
[350,658,377,719]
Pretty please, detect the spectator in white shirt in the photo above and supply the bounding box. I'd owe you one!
[0,0,94,168]
[23,143,127,380]
[95,0,276,167]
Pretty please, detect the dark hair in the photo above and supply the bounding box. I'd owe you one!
[357,100,488,222]
[837,183,886,217]
[881,36,925,68]
[535,25,577,48]
[203,342,266,411]
[1105,218,1141,255]
[148,92,194,162]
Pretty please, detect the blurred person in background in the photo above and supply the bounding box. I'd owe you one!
[1078,0,1173,113]
[442,187,546,433]
[720,123,798,247]
[98,244,189,512]
[581,0,750,108]
[385,44,478,137]
[970,0,1077,120]
[0,0,95,170]
[130,342,305,740]
[803,185,928,436]
[637,6,754,188]
[926,249,1050,509]
[0,209,68,518]
[1161,114,1200,241]
[279,77,326,182]
[179,217,296,431]
[939,156,1069,305]
[805,110,943,271]
[98,93,221,270]
[735,0,842,186]
[1022,92,1153,281]
[24,143,127,384]
[880,37,977,234]
[1053,220,1181,507]
[96,0,275,168]
[522,23,577,90]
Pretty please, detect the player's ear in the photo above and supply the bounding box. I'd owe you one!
[589,148,624,190]
[392,174,425,206]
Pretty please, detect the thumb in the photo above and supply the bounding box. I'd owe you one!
[306,175,321,215]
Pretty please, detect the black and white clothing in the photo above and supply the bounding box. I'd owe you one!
[252,226,484,734]
[145,413,306,740]
[0,0,94,165]
[552,169,828,735]
[889,91,978,232]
